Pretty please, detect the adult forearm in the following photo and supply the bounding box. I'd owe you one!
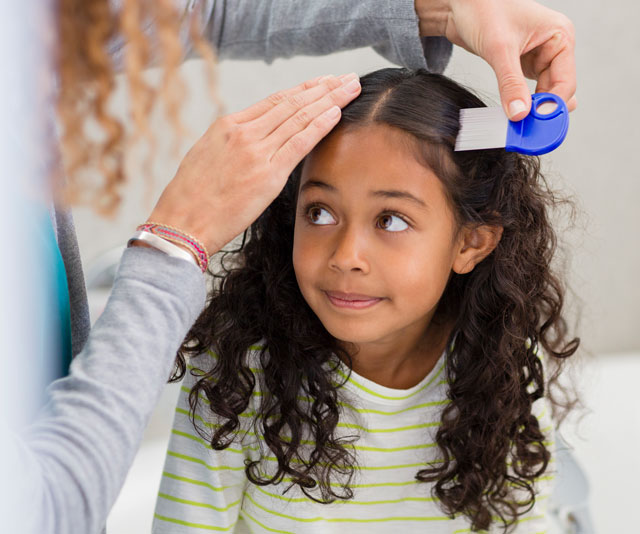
[209,0,452,72]
[9,247,205,534]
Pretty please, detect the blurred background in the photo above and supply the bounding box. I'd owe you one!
[67,0,639,531]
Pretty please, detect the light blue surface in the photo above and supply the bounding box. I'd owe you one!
[41,210,73,380]
[506,93,569,155]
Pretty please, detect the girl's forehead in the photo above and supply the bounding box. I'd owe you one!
[300,124,446,203]
[308,124,414,165]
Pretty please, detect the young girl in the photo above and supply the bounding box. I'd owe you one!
[152,68,578,533]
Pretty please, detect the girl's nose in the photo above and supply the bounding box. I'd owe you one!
[328,224,370,274]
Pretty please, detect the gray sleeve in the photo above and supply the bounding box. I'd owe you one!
[6,247,206,534]
[109,0,451,74]
[203,0,452,72]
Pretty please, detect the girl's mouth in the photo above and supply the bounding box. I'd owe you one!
[324,291,383,309]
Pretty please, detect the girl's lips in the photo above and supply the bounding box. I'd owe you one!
[324,291,383,310]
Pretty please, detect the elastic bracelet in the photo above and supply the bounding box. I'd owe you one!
[136,222,210,273]
[127,231,202,271]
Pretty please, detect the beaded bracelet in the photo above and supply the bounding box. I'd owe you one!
[136,222,210,273]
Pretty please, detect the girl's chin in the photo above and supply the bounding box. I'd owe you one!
[320,322,389,346]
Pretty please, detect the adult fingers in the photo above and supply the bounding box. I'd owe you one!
[231,75,324,124]
[264,76,362,152]
[231,73,356,125]
[488,44,532,121]
[247,73,359,140]
[271,105,343,172]
[529,32,577,109]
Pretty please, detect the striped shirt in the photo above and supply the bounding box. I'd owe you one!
[153,346,554,533]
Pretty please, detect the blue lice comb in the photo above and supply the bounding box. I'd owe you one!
[454,92,569,156]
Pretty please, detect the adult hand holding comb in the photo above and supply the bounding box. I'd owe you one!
[415,0,576,120]
[144,73,361,256]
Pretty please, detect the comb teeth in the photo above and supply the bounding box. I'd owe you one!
[455,107,509,151]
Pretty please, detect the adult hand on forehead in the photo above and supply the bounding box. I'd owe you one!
[146,73,361,255]
[415,0,576,121]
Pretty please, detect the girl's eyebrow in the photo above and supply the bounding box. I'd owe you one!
[370,189,428,209]
[299,179,335,194]
[300,179,428,209]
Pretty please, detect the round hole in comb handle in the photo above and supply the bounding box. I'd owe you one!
[529,93,564,121]
[536,100,558,115]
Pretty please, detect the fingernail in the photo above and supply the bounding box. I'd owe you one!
[325,106,341,119]
[508,99,528,119]
[344,78,361,94]
[318,74,335,83]
[340,72,359,83]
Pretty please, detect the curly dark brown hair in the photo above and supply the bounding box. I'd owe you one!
[172,68,579,532]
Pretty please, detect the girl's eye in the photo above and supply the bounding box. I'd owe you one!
[307,206,336,225]
[377,214,409,232]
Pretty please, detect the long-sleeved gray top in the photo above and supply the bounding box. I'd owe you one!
[2,1,451,533]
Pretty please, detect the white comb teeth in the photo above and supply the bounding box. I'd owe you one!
[455,107,509,152]
[454,93,569,156]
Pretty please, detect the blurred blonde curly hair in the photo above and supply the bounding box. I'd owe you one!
[56,0,220,216]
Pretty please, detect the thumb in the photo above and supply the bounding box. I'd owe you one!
[490,48,531,121]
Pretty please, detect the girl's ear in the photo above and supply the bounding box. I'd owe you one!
[452,224,503,275]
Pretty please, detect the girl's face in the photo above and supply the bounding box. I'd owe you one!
[293,124,472,353]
